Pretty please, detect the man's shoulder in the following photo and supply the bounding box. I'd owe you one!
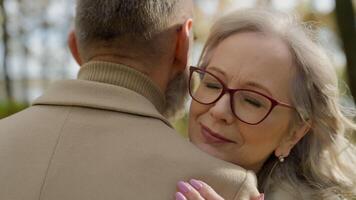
[131,121,259,199]
[0,105,70,129]
[33,79,171,126]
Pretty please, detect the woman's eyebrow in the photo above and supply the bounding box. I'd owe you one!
[206,66,227,77]
[207,66,274,97]
[244,81,273,97]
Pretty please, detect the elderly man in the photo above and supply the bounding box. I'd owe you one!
[0,1,259,199]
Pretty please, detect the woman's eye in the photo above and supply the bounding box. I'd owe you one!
[204,82,222,89]
[244,98,262,108]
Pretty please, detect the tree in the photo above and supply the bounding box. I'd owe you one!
[335,0,356,100]
[0,0,13,102]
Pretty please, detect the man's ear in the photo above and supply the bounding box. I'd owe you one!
[173,18,193,73]
[275,121,311,158]
[68,30,82,66]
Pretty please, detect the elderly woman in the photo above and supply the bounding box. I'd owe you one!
[175,9,356,200]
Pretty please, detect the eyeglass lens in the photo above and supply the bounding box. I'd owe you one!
[189,69,272,124]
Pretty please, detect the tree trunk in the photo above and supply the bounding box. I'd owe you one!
[0,0,13,102]
[18,0,30,103]
[335,0,356,100]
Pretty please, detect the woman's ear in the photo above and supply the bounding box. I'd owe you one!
[173,18,193,74]
[275,121,311,158]
[68,30,83,66]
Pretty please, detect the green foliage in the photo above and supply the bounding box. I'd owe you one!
[0,101,28,119]
[172,112,189,138]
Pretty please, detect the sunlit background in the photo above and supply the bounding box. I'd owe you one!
[0,0,355,138]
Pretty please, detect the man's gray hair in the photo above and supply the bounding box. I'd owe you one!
[75,0,182,48]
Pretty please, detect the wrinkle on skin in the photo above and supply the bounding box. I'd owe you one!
[207,34,294,102]
[189,32,297,172]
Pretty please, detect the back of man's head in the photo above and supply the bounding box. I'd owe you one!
[74,0,192,62]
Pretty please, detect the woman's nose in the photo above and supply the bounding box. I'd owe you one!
[209,94,235,124]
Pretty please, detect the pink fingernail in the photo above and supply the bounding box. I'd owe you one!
[177,181,190,194]
[257,193,265,200]
[189,179,203,190]
[175,192,187,200]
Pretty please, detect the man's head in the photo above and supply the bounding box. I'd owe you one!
[71,0,193,62]
[68,0,194,118]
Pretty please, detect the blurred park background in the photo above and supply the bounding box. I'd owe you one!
[0,0,355,140]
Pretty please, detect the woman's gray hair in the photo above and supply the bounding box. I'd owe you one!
[198,9,356,199]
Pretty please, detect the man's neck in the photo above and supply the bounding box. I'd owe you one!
[88,54,149,74]
[84,55,170,93]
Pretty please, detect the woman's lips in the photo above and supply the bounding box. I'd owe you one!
[200,124,236,144]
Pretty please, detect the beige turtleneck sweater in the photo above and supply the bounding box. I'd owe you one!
[77,61,166,114]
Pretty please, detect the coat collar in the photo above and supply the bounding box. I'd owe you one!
[77,61,166,113]
[33,61,171,127]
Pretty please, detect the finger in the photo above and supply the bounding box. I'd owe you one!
[236,171,260,200]
[189,179,224,200]
[251,193,264,200]
[177,181,204,200]
[175,192,187,200]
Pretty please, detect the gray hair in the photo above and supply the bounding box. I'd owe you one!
[75,0,183,52]
[199,9,356,199]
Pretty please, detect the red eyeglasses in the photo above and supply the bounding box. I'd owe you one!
[188,66,295,125]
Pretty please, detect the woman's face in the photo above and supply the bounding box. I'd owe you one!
[189,32,296,172]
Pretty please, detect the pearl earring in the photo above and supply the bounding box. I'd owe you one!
[279,155,285,162]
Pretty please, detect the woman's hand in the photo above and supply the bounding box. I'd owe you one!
[175,179,264,200]
[175,179,224,200]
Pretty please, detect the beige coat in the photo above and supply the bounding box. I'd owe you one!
[0,61,259,200]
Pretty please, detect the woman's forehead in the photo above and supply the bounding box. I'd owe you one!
[206,32,295,99]
[208,32,294,78]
